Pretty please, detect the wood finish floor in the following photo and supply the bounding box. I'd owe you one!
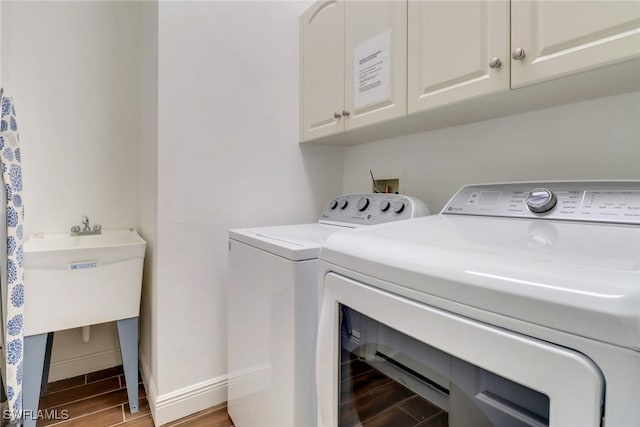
[20,358,444,427]
[30,365,233,427]
[340,353,448,427]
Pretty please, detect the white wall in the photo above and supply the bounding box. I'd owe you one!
[1,1,143,380]
[137,0,159,413]
[153,1,343,423]
[343,91,640,211]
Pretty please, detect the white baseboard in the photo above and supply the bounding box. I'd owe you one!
[48,347,123,382]
[139,356,159,421]
[140,356,227,426]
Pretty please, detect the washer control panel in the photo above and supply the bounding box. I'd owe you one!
[319,193,428,226]
[443,182,640,224]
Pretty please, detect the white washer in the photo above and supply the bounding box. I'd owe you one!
[227,193,428,427]
[317,182,640,427]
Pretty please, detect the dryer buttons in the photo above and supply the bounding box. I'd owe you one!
[393,201,405,213]
[526,188,557,213]
[357,197,370,211]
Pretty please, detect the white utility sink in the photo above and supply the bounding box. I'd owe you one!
[23,229,146,336]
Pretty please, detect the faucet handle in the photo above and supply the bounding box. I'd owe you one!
[71,225,80,233]
[93,224,102,232]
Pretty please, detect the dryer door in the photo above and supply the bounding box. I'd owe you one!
[316,273,604,427]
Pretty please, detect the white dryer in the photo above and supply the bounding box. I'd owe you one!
[316,182,640,427]
[227,193,428,427]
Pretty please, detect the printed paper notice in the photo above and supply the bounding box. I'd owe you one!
[354,30,391,110]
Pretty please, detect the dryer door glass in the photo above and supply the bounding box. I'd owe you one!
[338,305,550,427]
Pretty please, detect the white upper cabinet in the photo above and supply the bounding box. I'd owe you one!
[344,0,407,130]
[301,1,345,141]
[301,0,408,141]
[511,0,640,88]
[408,0,510,113]
[300,0,640,145]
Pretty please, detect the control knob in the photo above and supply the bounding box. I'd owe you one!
[379,200,390,212]
[339,199,349,209]
[392,201,405,213]
[357,197,370,211]
[525,188,557,213]
[329,200,338,210]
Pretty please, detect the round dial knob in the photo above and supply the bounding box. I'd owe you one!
[526,188,557,213]
[339,199,349,210]
[357,197,370,211]
[379,200,391,212]
[329,200,338,210]
[392,201,405,213]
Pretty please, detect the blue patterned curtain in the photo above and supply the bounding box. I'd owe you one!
[0,95,25,424]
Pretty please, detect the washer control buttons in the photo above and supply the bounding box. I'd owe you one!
[339,199,349,209]
[357,197,370,211]
[526,188,557,213]
[379,200,391,212]
[392,201,405,213]
[329,200,338,210]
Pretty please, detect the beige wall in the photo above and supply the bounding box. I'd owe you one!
[1,1,144,380]
[343,91,640,212]
[153,1,343,423]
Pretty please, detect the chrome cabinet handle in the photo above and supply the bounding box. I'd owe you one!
[342,110,350,117]
[512,48,526,60]
[488,57,502,69]
[333,112,342,119]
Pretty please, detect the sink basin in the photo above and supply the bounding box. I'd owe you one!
[23,229,146,336]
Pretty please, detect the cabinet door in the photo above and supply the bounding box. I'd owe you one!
[344,0,407,130]
[301,0,345,141]
[511,0,640,88]
[408,0,510,114]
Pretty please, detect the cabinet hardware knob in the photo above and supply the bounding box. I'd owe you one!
[488,57,502,69]
[342,110,350,117]
[333,112,342,119]
[511,48,526,61]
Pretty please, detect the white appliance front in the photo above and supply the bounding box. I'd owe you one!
[316,182,640,427]
[227,193,428,427]
[317,273,604,427]
[228,239,320,427]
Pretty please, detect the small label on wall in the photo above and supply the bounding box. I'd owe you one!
[69,261,98,270]
[354,29,391,110]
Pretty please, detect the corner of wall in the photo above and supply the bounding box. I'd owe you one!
[141,362,227,427]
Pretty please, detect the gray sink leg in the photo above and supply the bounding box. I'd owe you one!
[23,333,47,427]
[1,371,6,402]
[41,332,54,395]
[117,317,139,413]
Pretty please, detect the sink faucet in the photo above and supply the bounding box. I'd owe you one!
[71,215,102,236]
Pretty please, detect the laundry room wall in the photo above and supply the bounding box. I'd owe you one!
[343,91,640,211]
[137,0,159,416]
[1,2,143,380]
[152,1,343,423]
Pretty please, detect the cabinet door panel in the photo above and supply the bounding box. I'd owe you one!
[408,0,509,114]
[511,0,640,88]
[302,0,345,141]
[344,0,407,130]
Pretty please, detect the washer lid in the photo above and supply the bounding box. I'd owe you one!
[320,214,640,350]
[229,223,350,261]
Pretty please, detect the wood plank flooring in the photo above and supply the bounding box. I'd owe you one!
[18,357,444,427]
[28,365,234,427]
[340,354,448,427]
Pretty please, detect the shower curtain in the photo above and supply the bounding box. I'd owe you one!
[0,94,25,425]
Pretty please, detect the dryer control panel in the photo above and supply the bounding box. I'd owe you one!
[443,181,640,224]
[319,193,429,226]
